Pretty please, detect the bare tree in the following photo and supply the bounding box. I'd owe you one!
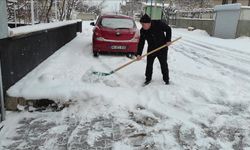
[232,0,237,3]
[38,0,48,22]
[173,0,211,11]
[75,0,106,15]
[45,0,53,22]
[58,0,66,20]
[7,0,108,23]
[65,0,77,20]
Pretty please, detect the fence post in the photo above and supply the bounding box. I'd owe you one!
[0,60,5,121]
[0,0,7,122]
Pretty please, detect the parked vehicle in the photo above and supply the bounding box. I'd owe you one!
[90,14,139,57]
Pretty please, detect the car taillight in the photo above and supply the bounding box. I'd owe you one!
[131,31,140,42]
[96,37,104,41]
[95,31,101,36]
[94,27,103,39]
[131,37,139,42]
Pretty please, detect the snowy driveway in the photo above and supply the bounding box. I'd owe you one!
[1,21,250,149]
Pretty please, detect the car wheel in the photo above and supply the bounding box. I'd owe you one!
[126,53,134,59]
[93,52,99,57]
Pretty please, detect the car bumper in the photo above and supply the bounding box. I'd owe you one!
[93,39,138,53]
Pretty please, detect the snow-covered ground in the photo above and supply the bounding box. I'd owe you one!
[1,21,250,149]
[102,0,122,13]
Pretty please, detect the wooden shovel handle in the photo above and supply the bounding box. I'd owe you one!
[112,37,182,73]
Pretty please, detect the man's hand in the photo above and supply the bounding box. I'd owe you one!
[166,41,171,46]
[136,55,142,61]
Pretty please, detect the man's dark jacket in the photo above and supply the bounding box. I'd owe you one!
[137,20,172,56]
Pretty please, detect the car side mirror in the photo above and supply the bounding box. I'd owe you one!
[90,22,95,26]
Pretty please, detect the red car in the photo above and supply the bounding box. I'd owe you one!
[90,14,139,57]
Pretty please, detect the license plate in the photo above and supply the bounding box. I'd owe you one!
[111,45,126,50]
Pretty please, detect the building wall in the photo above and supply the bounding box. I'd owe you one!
[154,0,248,7]
[77,13,96,20]
[237,20,250,37]
[240,7,250,20]
[212,0,249,6]
[169,18,214,35]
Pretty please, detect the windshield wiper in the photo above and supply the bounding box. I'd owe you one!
[115,27,130,29]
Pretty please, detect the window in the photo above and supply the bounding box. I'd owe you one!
[101,18,135,29]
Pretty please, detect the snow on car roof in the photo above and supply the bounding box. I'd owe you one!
[100,13,133,19]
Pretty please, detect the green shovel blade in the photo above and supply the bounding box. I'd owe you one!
[92,71,114,76]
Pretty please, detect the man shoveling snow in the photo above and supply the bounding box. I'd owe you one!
[136,14,172,86]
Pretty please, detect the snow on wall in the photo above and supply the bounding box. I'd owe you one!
[8,20,80,37]
[214,3,241,11]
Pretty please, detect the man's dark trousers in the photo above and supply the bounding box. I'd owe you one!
[145,49,169,82]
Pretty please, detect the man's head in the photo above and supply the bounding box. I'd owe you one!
[140,14,151,30]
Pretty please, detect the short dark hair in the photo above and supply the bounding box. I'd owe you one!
[140,14,151,23]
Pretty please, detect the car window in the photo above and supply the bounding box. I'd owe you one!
[101,18,135,29]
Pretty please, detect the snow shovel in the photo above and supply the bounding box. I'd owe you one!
[92,37,182,76]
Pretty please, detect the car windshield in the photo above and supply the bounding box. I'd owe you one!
[101,18,135,29]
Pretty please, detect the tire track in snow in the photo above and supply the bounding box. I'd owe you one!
[174,34,250,57]
[171,69,226,85]
[172,44,210,66]
[172,40,250,83]
[179,38,250,66]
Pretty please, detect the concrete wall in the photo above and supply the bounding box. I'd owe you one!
[169,18,214,35]
[240,7,250,20]
[237,7,250,37]
[237,20,250,37]
[0,22,82,96]
[77,13,96,20]
[169,18,250,38]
